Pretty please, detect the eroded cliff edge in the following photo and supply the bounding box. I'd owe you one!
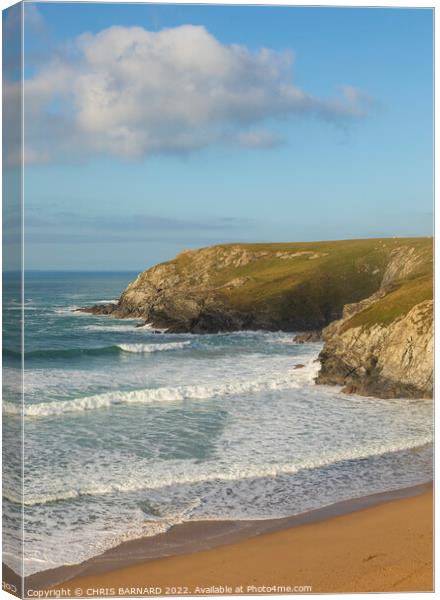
[81,237,433,398]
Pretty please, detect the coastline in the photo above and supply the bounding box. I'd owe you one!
[22,481,433,594]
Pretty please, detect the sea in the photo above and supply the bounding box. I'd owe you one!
[2,271,433,576]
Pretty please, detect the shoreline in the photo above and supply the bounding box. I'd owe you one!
[22,481,433,593]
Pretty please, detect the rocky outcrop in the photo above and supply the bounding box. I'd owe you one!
[316,246,433,399]
[79,247,267,332]
[317,300,433,398]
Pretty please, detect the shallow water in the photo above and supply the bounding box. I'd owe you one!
[2,272,433,576]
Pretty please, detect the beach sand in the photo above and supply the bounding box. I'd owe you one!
[42,486,433,596]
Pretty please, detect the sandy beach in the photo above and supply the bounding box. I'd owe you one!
[31,485,433,596]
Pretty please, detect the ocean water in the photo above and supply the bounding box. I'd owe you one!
[2,272,433,576]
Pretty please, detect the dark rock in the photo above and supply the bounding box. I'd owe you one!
[293,330,322,343]
[75,303,118,316]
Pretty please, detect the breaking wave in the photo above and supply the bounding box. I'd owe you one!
[4,341,191,361]
[4,362,318,418]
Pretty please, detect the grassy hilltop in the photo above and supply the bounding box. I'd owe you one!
[159,237,432,330]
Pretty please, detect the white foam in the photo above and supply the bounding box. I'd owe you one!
[7,360,319,418]
[52,305,84,316]
[117,341,191,353]
[5,435,432,508]
[81,323,145,332]
[18,346,308,405]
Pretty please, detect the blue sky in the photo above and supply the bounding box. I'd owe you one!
[18,2,433,270]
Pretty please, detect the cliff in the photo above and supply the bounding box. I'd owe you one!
[317,243,433,398]
[317,300,433,398]
[81,237,433,398]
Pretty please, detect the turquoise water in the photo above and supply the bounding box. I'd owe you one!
[2,272,433,576]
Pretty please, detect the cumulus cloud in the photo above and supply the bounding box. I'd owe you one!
[18,24,373,164]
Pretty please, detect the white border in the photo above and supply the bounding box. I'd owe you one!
[0,2,436,600]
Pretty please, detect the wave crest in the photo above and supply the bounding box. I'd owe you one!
[4,363,318,418]
[118,342,191,353]
[4,341,191,361]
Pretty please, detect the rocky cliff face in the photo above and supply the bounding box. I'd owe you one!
[317,300,433,398]
[317,247,433,399]
[90,247,288,332]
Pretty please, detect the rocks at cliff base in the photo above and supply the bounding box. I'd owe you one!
[76,303,118,316]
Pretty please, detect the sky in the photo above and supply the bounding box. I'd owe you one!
[6,2,435,270]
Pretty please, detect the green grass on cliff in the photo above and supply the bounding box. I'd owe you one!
[341,238,432,330]
[343,274,433,330]
[171,237,433,330]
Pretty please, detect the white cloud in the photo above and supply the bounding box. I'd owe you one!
[19,24,373,164]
